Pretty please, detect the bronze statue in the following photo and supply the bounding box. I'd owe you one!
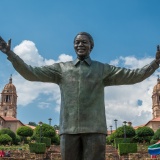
[0,33,160,160]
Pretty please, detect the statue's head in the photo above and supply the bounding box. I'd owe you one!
[74,32,94,59]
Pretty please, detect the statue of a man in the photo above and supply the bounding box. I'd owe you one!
[0,32,160,160]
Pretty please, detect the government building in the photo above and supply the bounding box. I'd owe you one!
[0,76,24,133]
[145,76,160,131]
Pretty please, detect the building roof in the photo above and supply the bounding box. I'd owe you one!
[25,124,36,130]
[133,124,146,130]
[145,117,160,126]
[0,116,24,125]
[2,77,16,94]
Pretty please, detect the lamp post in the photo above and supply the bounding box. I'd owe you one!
[123,121,127,142]
[114,119,118,130]
[106,121,108,136]
[48,118,52,126]
[39,121,43,143]
[110,125,113,134]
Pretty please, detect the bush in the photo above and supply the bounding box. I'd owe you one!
[34,123,56,138]
[134,127,154,143]
[17,126,33,137]
[29,143,46,154]
[150,139,158,145]
[0,134,12,145]
[118,143,137,155]
[33,123,59,144]
[136,127,154,137]
[107,132,116,144]
[114,138,131,148]
[0,128,16,144]
[36,137,51,147]
[115,126,135,138]
[152,128,160,140]
[51,134,60,145]
[14,135,21,145]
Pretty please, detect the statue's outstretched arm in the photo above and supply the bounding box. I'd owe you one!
[0,36,11,54]
[156,45,160,64]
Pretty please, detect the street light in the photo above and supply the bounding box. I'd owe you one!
[48,118,52,126]
[114,119,118,130]
[110,125,113,134]
[123,121,127,142]
[39,121,43,143]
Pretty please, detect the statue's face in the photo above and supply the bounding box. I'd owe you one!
[74,34,91,59]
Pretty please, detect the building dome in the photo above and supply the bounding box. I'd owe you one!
[2,77,16,94]
[153,77,160,93]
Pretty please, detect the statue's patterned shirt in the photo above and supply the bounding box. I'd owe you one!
[7,51,159,135]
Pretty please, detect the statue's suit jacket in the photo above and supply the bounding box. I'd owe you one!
[7,51,159,135]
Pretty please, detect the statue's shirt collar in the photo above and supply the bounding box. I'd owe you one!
[73,57,92,66]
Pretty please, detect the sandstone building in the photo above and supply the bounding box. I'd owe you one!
[145,77,160,131]
[0,76,24,133]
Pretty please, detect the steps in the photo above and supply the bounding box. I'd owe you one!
[106,145,119,160]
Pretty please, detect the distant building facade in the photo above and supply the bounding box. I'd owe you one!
[145,77,160,132]
[107,77,160,135]
[0,76,24,132]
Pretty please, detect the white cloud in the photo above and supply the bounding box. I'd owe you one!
[38,102,51,109]
[10,41,160,128]
[12,40,69,110]
[105,56,159,129]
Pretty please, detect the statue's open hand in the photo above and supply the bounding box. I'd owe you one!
[0,36,11,54]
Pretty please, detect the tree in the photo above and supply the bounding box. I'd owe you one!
[152,128,160,141]
[14,135,21,145]
[51,134,60,145]
[17,126,33,139]
[54,125,59,130]
[114,126,136,138]
[0,128,16,144]
[33,123,56,144]
[134,126,154,143]
[106,132,117,144]
[28,122,37,126]
[0,134,12,145]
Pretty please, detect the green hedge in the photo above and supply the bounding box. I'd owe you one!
[114,138,131,148]
[118,143,137,155]
[36,137,51,147]
[29,143,46,154]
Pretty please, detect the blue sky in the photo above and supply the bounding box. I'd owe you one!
[1,0,160,130]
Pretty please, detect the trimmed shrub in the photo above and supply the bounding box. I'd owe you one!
[29,143,46,154]
[0,128,16,144]
[115,126,135,138]
[36,137,51,147]
[51,134,60,145]
[17,126,33,137]
[0,134,12,145]
[114,138,131,148]
[152,128,160,141]
[118,143,137,155]
[107,132,116,144]
[136,127,154,137]
[150,139,158,145]
[134,127,154,143]
[14,135,21,145]
[34,123,56,138]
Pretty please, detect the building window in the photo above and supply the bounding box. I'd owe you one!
[5,95,10,102]
[0,121,3,126]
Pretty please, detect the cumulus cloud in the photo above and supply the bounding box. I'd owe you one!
[12,40,70,110]
[10,40,160,128]
[105,56,159,129]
